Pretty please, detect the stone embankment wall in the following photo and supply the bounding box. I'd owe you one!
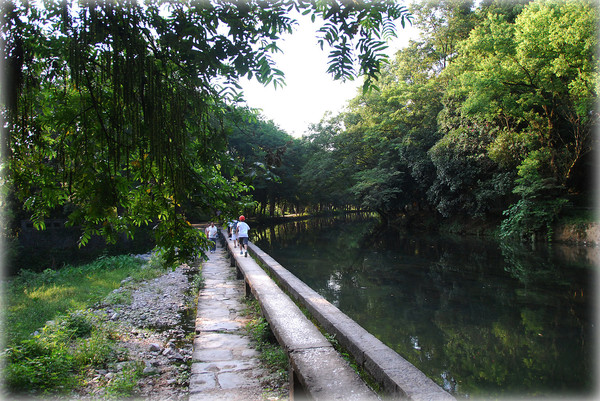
[236,234,455,401]
[554,222,600,246]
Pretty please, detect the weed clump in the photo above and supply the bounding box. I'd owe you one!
[2,310,125,395]
[244,299,288,399]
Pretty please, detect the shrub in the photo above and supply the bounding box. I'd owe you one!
[3,338,76,393]
[501,151,568,242]
[2,311,122,395]
[64,310,94,338]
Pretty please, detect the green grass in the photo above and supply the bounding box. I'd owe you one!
[105,361,145,398]
[4,254,164,345]
[1,253,169,397]
[3,309,121,394]
[244,299,288,374]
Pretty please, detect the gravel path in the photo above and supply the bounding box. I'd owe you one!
[72,246,286,400]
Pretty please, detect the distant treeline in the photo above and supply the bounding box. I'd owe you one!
[226,0,597,242]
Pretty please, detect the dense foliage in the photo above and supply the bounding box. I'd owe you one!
[1,0,410,264]
[234,0,597,241]
[3,0,597,267]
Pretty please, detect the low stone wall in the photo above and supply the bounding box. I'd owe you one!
[222,231,379,401]
[247,241,455,401]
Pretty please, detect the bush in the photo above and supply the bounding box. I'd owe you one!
[501,151,568,242]
[2,311,123,395]
[65,310,94,338]
[3,338,76,393]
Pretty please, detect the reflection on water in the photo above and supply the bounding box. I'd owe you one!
[252,214,597,399]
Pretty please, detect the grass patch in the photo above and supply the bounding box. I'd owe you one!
[2,309,123,395]
[4,254,164,345]
[243,299,288,398]
[105,361,145,398]
[1,252,171,398]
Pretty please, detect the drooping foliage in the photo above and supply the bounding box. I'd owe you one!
[1,0,411,264]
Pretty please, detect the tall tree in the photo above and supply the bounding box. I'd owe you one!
[299,114,355,213]
[441,0,598,239]
[1,0,411,263]
[409,0,478,71]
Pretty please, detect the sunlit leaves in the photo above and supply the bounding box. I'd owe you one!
[443,0,598,189]
[3,0,412,263]
[309,0,412,91]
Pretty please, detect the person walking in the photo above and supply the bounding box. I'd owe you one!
[236,215,250,257]
[230,220,238,248]
[207,222,218,253]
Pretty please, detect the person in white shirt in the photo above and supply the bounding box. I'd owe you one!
[236,215,250,257]
[207,222,218,253]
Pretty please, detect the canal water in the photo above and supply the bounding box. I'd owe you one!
[251,214,597,400]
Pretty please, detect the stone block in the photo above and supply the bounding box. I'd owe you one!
[189,372,217,393]
[193,333,251,350]
[289,347,378,401]
[191,359,257,374]
[192,348,233,362]
[218,371,262,390]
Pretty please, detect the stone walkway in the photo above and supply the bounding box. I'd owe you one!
[189,243,268,401]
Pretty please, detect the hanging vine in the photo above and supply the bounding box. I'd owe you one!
[2,0,410,263]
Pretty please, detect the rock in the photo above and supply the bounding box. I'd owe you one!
[115,362,128,371]
[162,347,185,361]
[149,343,163,352]
[143,363,159,376]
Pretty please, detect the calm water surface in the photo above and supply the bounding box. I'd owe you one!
[251,214,597,400]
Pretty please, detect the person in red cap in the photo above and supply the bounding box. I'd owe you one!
[236,215,250,257]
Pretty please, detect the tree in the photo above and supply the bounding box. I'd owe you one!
[443,0,598,186]
[299,114,355,213]
[409,0,478,71]
[1,0,411,264]
[427,122,514,218]
[441,0,598,239]
[225,108,294,217]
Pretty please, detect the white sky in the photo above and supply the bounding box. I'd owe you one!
[240,15,421,138]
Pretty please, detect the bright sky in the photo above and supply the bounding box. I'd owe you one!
[240,15,421,138]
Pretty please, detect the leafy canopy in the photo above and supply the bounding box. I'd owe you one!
[1,0,411,264]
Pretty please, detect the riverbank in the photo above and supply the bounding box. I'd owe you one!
[3,252,286,400]
[554,221,600,245]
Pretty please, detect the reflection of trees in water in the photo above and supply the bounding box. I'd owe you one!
[253,215,594,398]
[253,213,377,250]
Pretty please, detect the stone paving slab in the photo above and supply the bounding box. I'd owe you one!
[190,243,266,400]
